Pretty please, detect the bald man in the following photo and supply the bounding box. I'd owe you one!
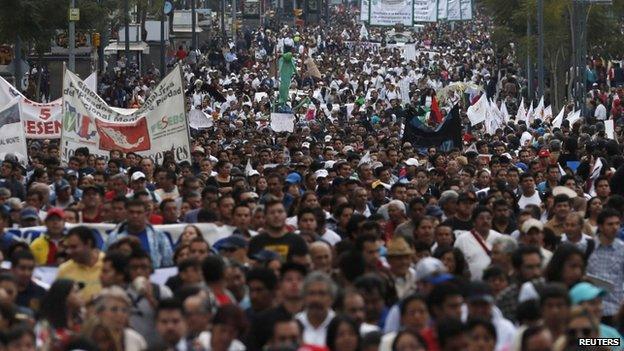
[309,241,333,274]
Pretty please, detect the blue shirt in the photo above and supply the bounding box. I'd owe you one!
[134,229,150,254]
[587,237,624,316]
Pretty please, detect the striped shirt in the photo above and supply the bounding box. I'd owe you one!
[587,237,624,316]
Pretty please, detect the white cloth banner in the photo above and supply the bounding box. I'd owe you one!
[0,73,96,139]
[369,0,414,26]
[459,0,473,20]
[61,66,191,165]
[361,0,370,21]
[413,0,437,22]
[188,109,214,129]
[437,0,448,19]
[270,113,295,132]
[447,0,462,20]
[403,44,417,62]
[0,98,28,165]
[467,94,488,126]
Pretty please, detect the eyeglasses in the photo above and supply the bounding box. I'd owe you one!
[567,327,593,338]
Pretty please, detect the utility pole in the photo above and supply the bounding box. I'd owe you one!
[161,2,166,78]
[526,12,532,104]
[572,0,588,116]
[232,0,236,41]
[69,0,76,71]
[221,0,226,40]
[124,0,130,73]
[191,0,197,49]
[537,0,544,99]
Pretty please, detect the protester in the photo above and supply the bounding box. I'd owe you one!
[0,3,623,350]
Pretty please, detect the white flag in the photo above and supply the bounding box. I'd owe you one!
[500,101,510,123]
[552,106,565,128]
[516,97,527,122]
[534,96,545,121]
[567,109,581,127]
[543,105,553,121]
[358,150,372,166]
[526,101,535,124]
[467,94,488,126]
[465,143,478,154]
[360,24,369,40]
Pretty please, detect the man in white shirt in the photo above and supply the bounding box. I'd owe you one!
[561,212,595,258]
[295,272,336,347]
[517,173,542,210]
[455,206,505,280]
[594,100,607,121]
[464,281,517,351]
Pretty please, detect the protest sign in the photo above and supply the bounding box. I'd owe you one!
[369,0,414,26]
[0,97,28,165]
[270,112,295,132]
[0,73,96,139]
[61,65,191,165]
[413,0,437,22]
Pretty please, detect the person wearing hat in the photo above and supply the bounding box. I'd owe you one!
[51,179,75,209]
[213,235,248,264]
[386,236,416,299]
[80,185,105,223]
[128,171,161,205]
[519,218,553,267]
[30,208,67,265]
[569,282,624,345]
[465,281,516,350]
[19,207,40,228]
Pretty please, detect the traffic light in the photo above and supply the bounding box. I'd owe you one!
[294,8,303,17]
[92,32,101,47]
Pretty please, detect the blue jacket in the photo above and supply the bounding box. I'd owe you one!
[104,222,173,268]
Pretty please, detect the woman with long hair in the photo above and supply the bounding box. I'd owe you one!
[36,279,84,350]
[544,243,586,288]
[433,245,469,278]
[584,197,602,235]
[326,315,361,351]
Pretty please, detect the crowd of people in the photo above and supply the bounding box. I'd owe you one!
[1,4,624,351]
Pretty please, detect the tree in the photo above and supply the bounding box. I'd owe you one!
[481,0,624,110]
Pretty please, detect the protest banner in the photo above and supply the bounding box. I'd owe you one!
[61,65,191,165]
[413,0,438,22]
[0,97,28,164]
[0,73,96,139]
[369,0,414,26]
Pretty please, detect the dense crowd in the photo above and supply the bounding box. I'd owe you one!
[1,5,624,351]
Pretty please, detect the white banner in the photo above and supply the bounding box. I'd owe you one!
[361,0,370,21]
[369,0,413,26]
[460,0,473,20]
[0,98,28,164]
[0,74,96,139]
[61,66,191,165]
[413,0,437,22]
[270,113,295,132]
[437,0,448,19]
[447,0,461,20]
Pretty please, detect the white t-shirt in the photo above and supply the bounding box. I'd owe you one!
[454,230,506,280]
[518,191,542,209]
